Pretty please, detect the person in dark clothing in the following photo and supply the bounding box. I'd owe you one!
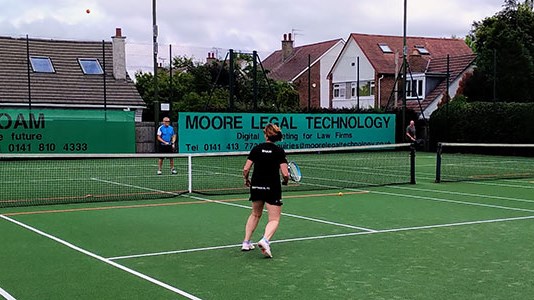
[241,123,289,258]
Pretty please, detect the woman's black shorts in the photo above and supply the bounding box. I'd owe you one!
[249,185,283,206]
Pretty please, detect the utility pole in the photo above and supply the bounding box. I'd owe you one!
[152,0,159,151]
[402,0,408,134]
[153,0,158,96]
[153,0,158,108]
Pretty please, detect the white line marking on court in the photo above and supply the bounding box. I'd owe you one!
[182,173,534,231]
[364,189,534,213]
[90,178,182,196]
[415,170,534,189]
[90,178,376,232]
[107,215,534,261]
[108,244,242,260]
[0,287,16,300]
[0,215,202,300]
[282,212,376,232]
[458,180,534,189]
[386,185,534,204]
[182,194,376,232]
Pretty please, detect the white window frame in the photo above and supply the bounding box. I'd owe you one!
[378,43,393,53]
[78,58,104,75]
[30,56,55,73]
[351,81,375,98]
[414,45,430,55]
[406,78,424,99]
[333,83,346,99]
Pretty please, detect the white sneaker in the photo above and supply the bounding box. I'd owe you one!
[241,241,255,251]
[171,168,177,174]
[157,170,162,175]
[257,239,272,258]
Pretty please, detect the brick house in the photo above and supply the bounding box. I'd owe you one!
[328,33,476,117]
[0,28,145,120]
[262,33,344,108]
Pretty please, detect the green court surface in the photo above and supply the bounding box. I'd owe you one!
[1,152,534,299]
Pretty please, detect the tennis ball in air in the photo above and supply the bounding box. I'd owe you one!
[338,192,343,196]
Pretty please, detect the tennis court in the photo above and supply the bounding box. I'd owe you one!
[1,147,534,299]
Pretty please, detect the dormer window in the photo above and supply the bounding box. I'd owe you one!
[378,43,393,53]
[78,58,104,75]
[30,56,55,73]
[414,45,430,55]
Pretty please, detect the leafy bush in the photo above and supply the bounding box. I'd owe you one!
[429,97,534,146]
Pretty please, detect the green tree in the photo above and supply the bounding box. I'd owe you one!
[135,54,299,118]
[464,0,534,102]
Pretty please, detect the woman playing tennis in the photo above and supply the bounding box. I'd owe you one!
[242,123,289,258]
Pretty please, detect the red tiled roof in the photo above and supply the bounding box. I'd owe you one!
[262,39,343,81]
[351,33,473,74]
[405,53,477,114]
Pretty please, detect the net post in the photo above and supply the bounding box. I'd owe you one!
[188,155,192,193]
[410,145,416,184]
[435,143,442,183]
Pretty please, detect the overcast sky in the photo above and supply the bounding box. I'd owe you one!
[0,0,506,74]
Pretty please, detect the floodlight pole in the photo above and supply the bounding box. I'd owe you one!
[152,0,159,151]
[153,0,158,114]
[402,0,408,134]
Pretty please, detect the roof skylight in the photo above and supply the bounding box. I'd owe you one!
[414,45,430,55]
[78,58,104,75]
[378,43,393,53]
[30,56,55,73]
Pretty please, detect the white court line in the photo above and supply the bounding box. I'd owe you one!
[415,170,534,189]
[456,180,534,189]
[0,287,16,300]
[365,189,534,213]
[185,170,534,229]
[0,215,202,300]
[182,194,377,232]
[387,185,534,204]
[107,215,534,261]
[93,178,377,232]
[90,178,182,196]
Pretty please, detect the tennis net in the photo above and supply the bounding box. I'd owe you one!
[0,143,415,207]
[435,143,534,183]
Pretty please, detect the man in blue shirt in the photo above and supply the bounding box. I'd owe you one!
[156,117,177,175]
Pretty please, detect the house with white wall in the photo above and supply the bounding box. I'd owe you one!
[328,33,476,117]
[262,33,344,108]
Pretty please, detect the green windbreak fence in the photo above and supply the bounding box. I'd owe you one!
[0,109,135,154]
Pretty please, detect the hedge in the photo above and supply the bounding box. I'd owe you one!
[429,98,534,146]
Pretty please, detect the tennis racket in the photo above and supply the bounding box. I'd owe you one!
[288,161,302,182]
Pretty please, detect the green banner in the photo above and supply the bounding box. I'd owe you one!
[178,112,395,153]
[0,109,135,153]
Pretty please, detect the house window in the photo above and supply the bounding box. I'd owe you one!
[333,83,345,98]
[78,58,104,75]
[351,81,375,97]
[378,43,393,53]
[30,56,55,73]
[406,79,424,99]
[414,45,430,55]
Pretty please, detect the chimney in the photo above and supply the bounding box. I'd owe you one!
[281,33,294,61]
[112,27,127,80]
[206,52,217,65]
